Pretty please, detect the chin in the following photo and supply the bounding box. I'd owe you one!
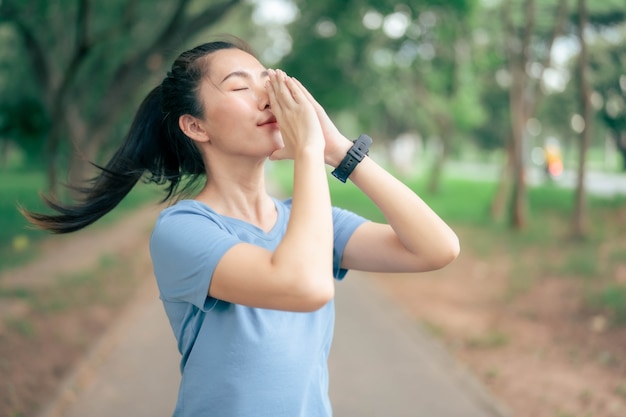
[272,133,284,149]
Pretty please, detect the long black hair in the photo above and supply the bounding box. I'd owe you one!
[22,39,252,233]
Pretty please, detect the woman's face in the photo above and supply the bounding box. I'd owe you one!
[197,48,282,158]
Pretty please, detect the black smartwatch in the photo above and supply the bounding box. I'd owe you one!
[331,134,373,183]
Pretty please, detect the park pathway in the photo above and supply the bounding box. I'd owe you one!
[25,204,514,417]
[39,272,512,416]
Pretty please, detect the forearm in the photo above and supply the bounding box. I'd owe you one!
[273,149,333,277]
[348,156,459,263]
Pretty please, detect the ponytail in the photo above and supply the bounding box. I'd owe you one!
[22,86,166,233]
[22,39,249,234]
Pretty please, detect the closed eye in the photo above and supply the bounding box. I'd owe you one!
[233,87,249,91]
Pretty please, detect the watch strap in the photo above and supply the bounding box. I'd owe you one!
[331,134,373,183]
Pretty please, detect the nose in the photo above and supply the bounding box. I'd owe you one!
[256,79,271,111]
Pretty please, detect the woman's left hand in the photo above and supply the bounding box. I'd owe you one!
[290,78,353,167]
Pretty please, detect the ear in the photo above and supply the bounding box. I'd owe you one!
[179,114,210,143]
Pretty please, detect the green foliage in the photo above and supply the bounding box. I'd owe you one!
[0,0,252,182]
[281,0,482,142]
[585,0,626,27]
[0,25,49,161]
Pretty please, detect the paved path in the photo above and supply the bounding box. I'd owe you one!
[329,274,511,417]
[39,271,513,417]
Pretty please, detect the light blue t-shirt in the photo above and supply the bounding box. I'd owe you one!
[149,198,366,417]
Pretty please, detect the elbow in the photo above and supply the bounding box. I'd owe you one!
[303,287,335,312]
[293,272,335,312]
[426,235,460,271]
[443,239,461,267]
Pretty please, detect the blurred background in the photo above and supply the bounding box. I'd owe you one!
[1,0,625,417]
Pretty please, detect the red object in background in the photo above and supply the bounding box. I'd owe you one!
[548,159,563,177]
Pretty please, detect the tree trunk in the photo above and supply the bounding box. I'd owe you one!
[491,139,513,221]
[428,116,452,194]
[44,123,64,197]
[504,0,533,230]
[0,139,9,168]
[508,68,527,229]
[613,130,626,171]
[11,0,242,192]
[496,0,568,230]
[65,104,97,197]
[572,0,591,239]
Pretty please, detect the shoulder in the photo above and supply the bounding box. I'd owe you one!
[156,199,220,222]
[150,200,231,247]
[150,201,243,270]
[153,200,227,231]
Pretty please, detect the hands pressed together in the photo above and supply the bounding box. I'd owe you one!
[265,69,352,166]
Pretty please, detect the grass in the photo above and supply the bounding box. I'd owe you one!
[0,169,163,270]
[591,284,626,324]
[270,161,626,324]
[0,253,136,313]
[5,317,36,338]
[3,161,626,324]
[466,330,510,349]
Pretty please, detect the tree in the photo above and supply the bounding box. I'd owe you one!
[279,0,480,187]
[571,0,591,238]
[494,0,569,229]
[570,0,625,237]
[0,25,49,166]
[0,0,247,194]
[588,36,626,171]
[422,9,485,194]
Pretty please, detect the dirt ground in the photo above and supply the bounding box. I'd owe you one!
[1,206,625,417]
[0,206,160,417]
[373,244,626,417]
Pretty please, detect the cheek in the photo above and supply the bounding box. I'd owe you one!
[206,97,252,123]
[203,106,236,133]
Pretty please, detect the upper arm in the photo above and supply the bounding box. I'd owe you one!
[150,210,333,313]
[209,243,333,312]
[340,221,444,273]
[151,203,370,312]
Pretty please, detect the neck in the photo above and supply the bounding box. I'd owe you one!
[196,157,277,231]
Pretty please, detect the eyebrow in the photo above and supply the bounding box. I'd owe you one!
[220,70,269,84]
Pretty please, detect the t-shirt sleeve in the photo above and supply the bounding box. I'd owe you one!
[149,207,240,311]
[331,206,368,280]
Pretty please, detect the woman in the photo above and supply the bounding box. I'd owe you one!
[23,39,459,417]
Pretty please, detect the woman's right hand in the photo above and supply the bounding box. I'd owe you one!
[266,69,324,161]
[205,69,335,313]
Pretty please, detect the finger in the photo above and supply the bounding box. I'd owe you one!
[290,77,313,101]
[279,71,303,103]
[270,70,296,108]
[290,77,322,110]
[268,70,295,113]
[266,71,283,112]
[272,70,304,107]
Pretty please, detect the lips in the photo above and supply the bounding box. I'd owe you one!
[258,115,277,126]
